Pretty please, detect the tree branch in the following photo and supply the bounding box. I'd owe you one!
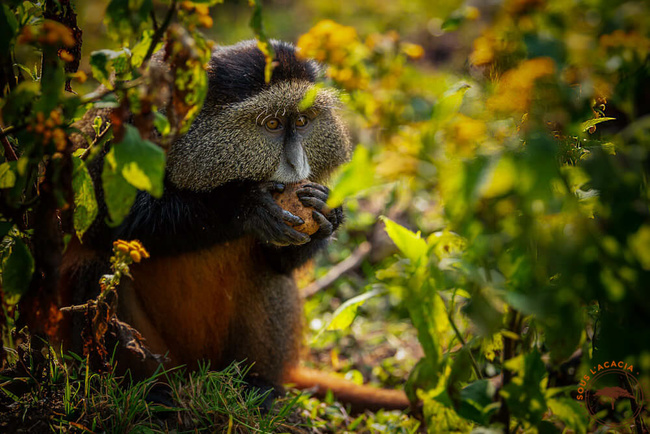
[302,241,372,298]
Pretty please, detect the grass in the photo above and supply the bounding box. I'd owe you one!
[0,340,305,433]
[0,331,420,433]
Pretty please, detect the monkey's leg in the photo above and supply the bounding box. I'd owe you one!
[227,270,302,390]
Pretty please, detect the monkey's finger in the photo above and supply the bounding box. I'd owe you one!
[312,210,333,238]
[267,182,286,194]
[281,210,304,227]
[302,183,329,195]
[298,196,331,214]
[282,226,311,245]
[326,206,344,227]
[296,186,328,203]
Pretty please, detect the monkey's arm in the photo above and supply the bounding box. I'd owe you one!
[115,181,313,256]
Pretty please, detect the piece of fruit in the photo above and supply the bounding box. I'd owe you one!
[273,181,319,235]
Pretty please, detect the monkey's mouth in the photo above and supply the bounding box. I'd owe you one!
[270,157,311,184]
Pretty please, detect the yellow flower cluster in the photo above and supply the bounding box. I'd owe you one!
[487,57,555,113]
[17,20,75,47]
[25,110,67,151]
[297,20,357,63]
[600,30,650,57]
[113,239,150,264]
[297,20,368,89]
[470,32,497,66]
[446,114,487,158]
[180,1,213,29]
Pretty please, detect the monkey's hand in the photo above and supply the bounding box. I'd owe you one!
[242,182,311,247]
[296,183,343,240]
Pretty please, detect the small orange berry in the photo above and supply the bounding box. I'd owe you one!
[195,5,209,15]
[180,1,195,11]
[59,49,74,62]
[198,15,213,28]
[45,31,59,45]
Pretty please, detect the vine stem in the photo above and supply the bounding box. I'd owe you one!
[447,288,483,380]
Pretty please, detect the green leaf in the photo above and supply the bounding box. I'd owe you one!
[90,49,132,86]
[113,124,166,197]
[101,148,137,225]
[130,30,156,68]
[298,84,322,112]
[248,0,275,83]
[3,238,34,296]
[501,350,548,425]
[0,5,19,54]
[462,290,504,336]
[153,111,171,136]
[325,288,383,331]
[72,157,98,240]
[105,0,153,42]
[1,81,40,126]
[405,357,440,403]
[457,380,497,424]
[381,217,428,264]
[580,117,615,132]
[327,146,375,208]
[547,397,588,433]
[0,162,16,188]
[433,84,470,123]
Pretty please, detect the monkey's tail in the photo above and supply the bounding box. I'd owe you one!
[286,366,411,413]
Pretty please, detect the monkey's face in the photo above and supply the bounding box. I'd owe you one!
[166,77,351,192]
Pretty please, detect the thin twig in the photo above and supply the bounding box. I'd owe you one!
[302,241,372,298]
[79,123,112,161]
[59,303,92,313]
[143,0,178,65]
[447,308,483,380]
[0,126,18,161]
[80,78,145,104]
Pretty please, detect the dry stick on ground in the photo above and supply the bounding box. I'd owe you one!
[302,241,372,298]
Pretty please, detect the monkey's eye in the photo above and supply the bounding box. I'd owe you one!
[295,115,309,128]
[265,118,283,131]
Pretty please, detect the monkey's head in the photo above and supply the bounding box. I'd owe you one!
[166,40,352,192]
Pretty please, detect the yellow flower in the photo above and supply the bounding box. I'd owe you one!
[470,33,496,66]
[487,57,555,113]
[446,114,487,158]
[465,6,480,20]
[402,43,424,60]
[297,20,358,66]
[113,239,150,263]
